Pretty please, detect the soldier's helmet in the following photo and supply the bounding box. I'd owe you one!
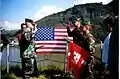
[82,21,93,30]
[83,21,92,26]
[70,15,82,24]
[25,18,36,26]
[25,18,34,23]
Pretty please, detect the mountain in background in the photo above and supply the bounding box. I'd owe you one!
[36,2,113,42]
[2,0,118,44]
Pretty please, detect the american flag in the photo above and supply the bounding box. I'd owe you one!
[35,27,73,54]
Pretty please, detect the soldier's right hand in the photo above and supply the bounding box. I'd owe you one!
[67,20,71,27]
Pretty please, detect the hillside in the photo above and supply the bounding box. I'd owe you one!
[2,0,118,44]
[36,2,113,42]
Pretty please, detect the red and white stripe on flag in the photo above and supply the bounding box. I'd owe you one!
[35,27,73,54]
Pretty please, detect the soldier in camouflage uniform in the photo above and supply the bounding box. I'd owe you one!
[80,21,96,79]
[81,21,95,54]
[24,18,38,72]
[67,16,83,46]
[66,16,96,78]
[18,19,38,78]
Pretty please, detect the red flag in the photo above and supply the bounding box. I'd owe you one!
[66,42,90,79]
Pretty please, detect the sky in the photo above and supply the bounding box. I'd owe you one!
[0,0,112,30]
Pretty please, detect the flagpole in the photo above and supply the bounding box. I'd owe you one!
[64,40,69,73]
[64,38,70,73]
[100,41,103,60]
[7,44,9,73]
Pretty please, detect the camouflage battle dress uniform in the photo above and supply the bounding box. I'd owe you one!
[22,19,38,77]
[81,33,95,54]
[80,23,96,79]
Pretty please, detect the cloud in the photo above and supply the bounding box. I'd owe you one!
[33,1,112,21]
[1,21,20,30]
[33,5,64,21]
[73,0,112,5]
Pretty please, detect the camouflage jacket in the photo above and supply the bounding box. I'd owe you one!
[67,27,83,46]
[21,29,36,58]
[81,33,95,54]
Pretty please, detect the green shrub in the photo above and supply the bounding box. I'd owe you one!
[38,75,47,79]
[38,65,62,71]
[37,65,74,79]
[1,73,19,79]
[9,65,22,77]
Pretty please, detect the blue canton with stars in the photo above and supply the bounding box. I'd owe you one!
[35,27,54,41]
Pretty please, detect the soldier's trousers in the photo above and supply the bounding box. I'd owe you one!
[79,65,90,79]
[21,57,38,77]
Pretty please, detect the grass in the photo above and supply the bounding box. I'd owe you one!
[1,64,73,79]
